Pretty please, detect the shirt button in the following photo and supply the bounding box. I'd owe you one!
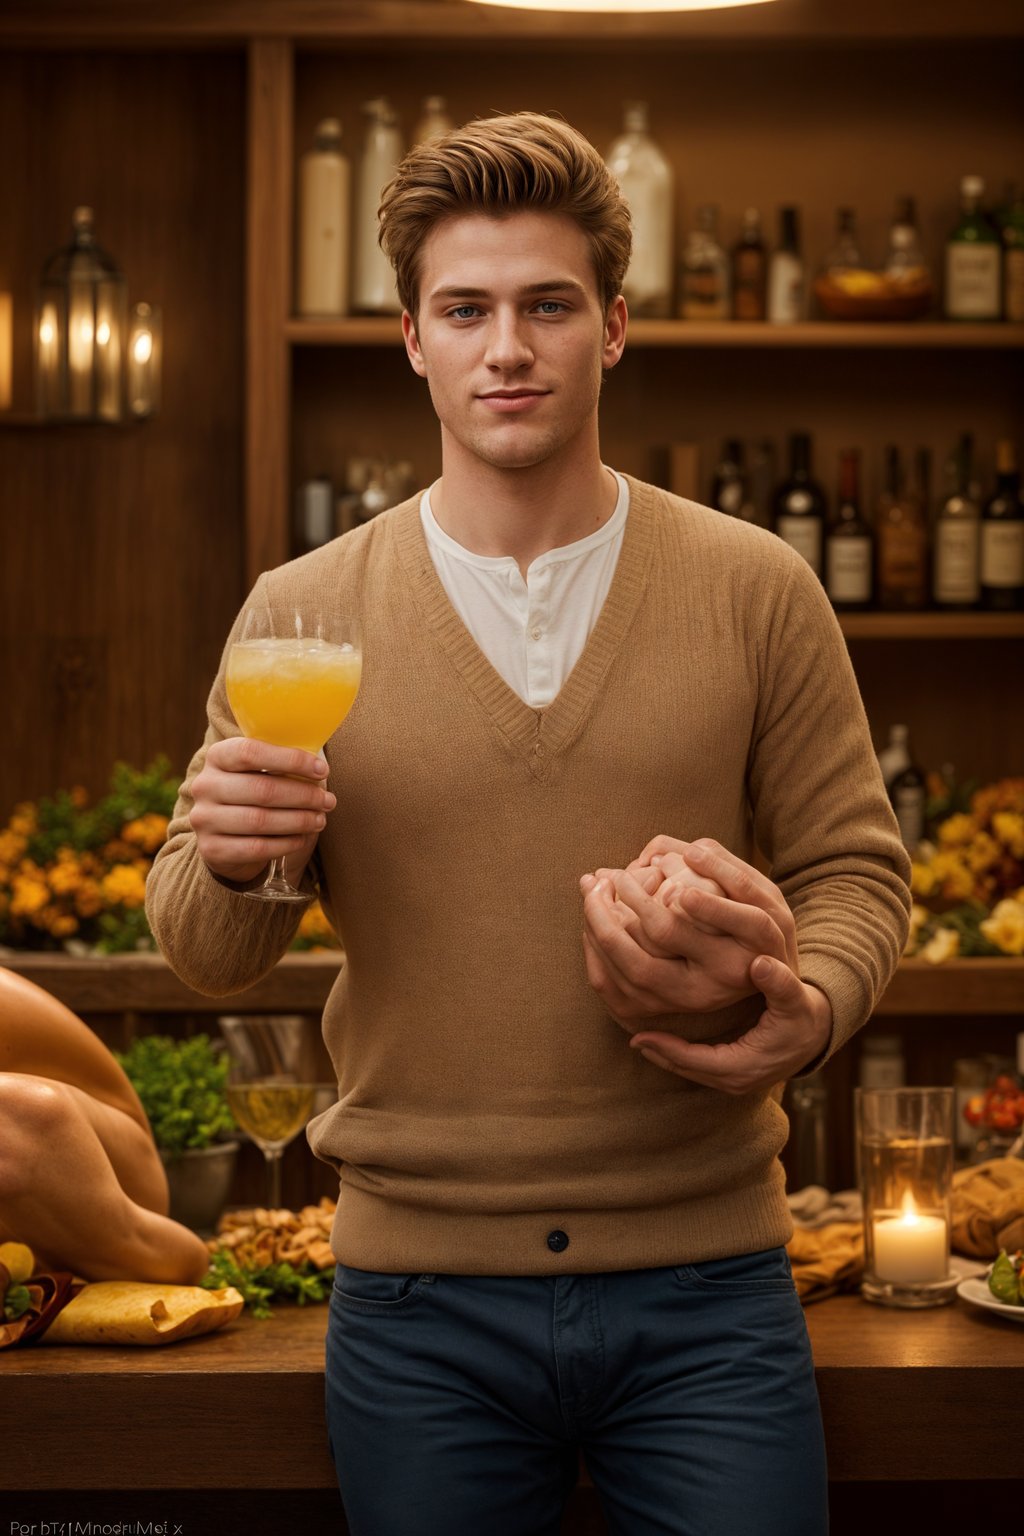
[547,1229,569,1253]
[533,742,545,757]
[530,627,542,640]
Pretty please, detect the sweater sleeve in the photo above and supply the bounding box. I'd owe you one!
[145,576,310,996]
[747,549,912,1071]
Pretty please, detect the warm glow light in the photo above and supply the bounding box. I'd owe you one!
[899,1189,920,1222]
[39,317,55,346]
[463,0,779,10]
[96,320,111,346]
[132,329,153,365]
[0,293,10,410]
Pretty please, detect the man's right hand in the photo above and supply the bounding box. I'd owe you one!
[187,737,336,886]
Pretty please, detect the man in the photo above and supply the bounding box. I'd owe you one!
[0,966,209,1284]
[147,112,910,1536]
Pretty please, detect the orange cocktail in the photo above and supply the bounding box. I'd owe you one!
[226,638,362,755]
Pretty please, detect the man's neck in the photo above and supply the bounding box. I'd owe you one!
[431,442,619,579]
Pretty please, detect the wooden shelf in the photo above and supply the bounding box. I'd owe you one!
[4,949,1021,1018]
[286,318,1024,351]
[839,613,1024,639]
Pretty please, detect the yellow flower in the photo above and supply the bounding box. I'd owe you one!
[9,803,38,837]
[965,831,1002,875]
[100,864,148,909]
[910,862,936,898]
[991,812,1024,859]
[0,831,28,865]
[929,852,975,903]
[122,813,169,855]
[980,899,1024,957]
[297,900,338,948]
[920,926,960,964]
[937,813,976,848]
[48,855,84,896]
[904,904,931,955]
[10,875,50,918]
[69,786,89,809]
[74,879,104,919]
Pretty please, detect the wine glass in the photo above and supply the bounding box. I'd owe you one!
[218,1014,337,1211]
[224,603,362,902]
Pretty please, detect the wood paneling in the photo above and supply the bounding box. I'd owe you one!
[0,50,245,810]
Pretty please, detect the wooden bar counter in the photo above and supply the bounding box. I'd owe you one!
[3,1292,1019,1495]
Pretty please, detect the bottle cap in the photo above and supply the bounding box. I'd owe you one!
[624,101,649,133]
[317,118,342,138]
[961,174,984,198]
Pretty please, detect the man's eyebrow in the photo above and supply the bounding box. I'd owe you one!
[428,279,589,301]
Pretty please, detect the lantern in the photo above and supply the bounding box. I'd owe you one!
[36,206,127,422]
[127,302,162,419]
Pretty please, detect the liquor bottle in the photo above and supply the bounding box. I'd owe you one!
[825,448,873,611]
[876,722,911,790]
[933,433,980,609]
[875,445,928,610]
[296,119,350,317]
[944,175,1002,321]
[731,208,767,321]
[605,102,674,319]
[709,439,747,517]
[885,195,928,284]
[980,439,1024,611]
[353,98,404,314]
[767,206,805,324]
[296,475,335,551]
[747,440,777,530]
[822,207,864,276]
[413,96,453,145]
[772,432,827,576]
[999,184,1024,322]
[679,205,730,321]
[889,737,927,852]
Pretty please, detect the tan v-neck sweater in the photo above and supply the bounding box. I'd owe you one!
[147,478,911,1274]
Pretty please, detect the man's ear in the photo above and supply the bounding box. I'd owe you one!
[602,294,628,372]
[402,311,427,378]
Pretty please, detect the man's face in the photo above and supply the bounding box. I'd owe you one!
[402,210,626,474]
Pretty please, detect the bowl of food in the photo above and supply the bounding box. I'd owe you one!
[814,266,933,322]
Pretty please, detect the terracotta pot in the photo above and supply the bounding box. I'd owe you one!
[160,1140,239,1234]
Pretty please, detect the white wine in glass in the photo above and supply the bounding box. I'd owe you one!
[225,605,361,902]
[219,1014,335,1211]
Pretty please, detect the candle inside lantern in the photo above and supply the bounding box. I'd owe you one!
[872,1190,948,1283]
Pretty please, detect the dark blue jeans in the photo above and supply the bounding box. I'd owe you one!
[324,1247,828,1536]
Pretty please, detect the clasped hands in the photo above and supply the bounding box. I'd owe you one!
[580,837,832,1095]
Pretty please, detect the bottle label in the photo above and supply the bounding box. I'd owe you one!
[893,783,925,849]
[879,521,928,604]
[768,254,804,323]
[777,515,821,574]
[980,521,1024,586]
[619,180,673,313]
[945,244,1001,319]
[732,249,766,320]
[934,520,980,603]
[826,536,872,603]
[1004,248,1024,323]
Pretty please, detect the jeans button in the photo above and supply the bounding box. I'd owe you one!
[547,1229,569,1253]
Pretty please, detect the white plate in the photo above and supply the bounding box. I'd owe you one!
[956,1276,1024,1322]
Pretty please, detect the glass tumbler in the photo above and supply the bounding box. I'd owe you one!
[855,1086,959,1308]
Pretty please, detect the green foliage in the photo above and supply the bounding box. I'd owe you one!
[115,1033,236,1156]
[25,757,178,867]
[201,1246,335,1319]
[95,907,154,955]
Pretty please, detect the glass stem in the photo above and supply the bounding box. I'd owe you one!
[266,1147,284,1210]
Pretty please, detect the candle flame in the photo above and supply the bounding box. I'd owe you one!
[899,1189,920,1224]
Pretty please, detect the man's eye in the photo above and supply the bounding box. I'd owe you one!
[536,301,566,315]
[449,305,480,320]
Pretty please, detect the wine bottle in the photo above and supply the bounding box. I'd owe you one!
[945,175,1001,321]
[875,445,928,610]
[1000,184,1024,322]
[890,745,927,852]
[933,433,980,609]
[876,722,911,791]
[413,96,453,146]
[731,208,767,321]
[767,207,805,324]
[825,448,873,611]
[605,102,674,320]
[772,432,827,576]
[980,439,1024,611]
[709,439,747,517]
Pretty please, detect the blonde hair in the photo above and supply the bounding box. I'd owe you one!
[378,111,631,318]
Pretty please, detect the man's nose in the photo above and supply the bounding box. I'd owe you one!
[484,310,534,370]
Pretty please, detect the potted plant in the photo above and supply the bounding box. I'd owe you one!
[116,1032,239,1233]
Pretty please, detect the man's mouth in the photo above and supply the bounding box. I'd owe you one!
[477,389,549,413]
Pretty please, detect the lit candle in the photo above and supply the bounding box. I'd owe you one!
[872,1190,948,1283]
